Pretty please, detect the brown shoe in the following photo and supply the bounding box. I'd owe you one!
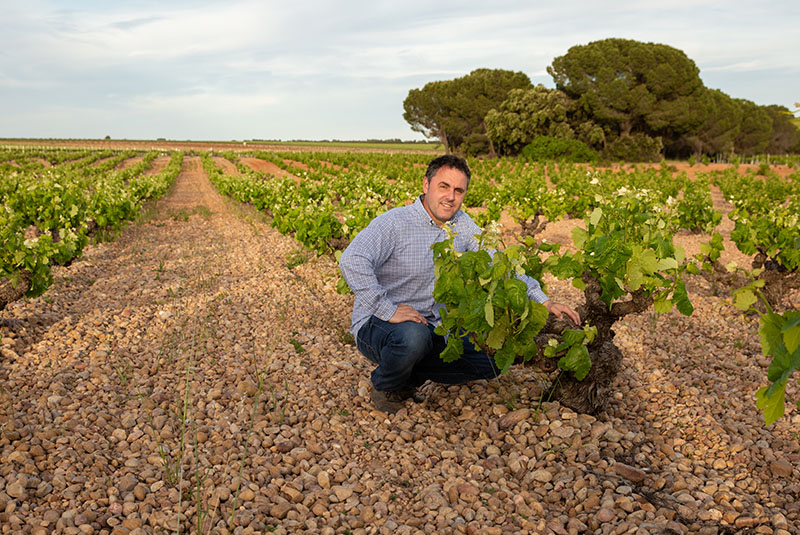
[395,387,425,403]
[370,388,412,413]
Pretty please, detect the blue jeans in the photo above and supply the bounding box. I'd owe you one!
[356,316,501,392]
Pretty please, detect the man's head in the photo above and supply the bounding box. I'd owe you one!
[422,155,471,227]
[424,154,471,186]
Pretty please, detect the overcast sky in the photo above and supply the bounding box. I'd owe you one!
[2,1,798,141]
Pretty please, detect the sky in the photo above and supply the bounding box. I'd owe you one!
[2,1,798,142]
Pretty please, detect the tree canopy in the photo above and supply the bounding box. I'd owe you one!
[547,38,706,144]
[734,98,773,156]
[403,69,532,155]
[764,104,800,154]
[404,39,800,160]
[690,88,743,156]
[485,85,572,155]
[403,81,454,152]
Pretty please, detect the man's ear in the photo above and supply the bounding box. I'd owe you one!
[422,177,430,194]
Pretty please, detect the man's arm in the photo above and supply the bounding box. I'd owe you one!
[338,218,399,322]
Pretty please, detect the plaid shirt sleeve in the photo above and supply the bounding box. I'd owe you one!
[338,212,400,324]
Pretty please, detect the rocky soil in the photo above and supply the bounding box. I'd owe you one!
[1,156,798,535]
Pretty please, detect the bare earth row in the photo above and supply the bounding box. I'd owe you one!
[0,156,798,535]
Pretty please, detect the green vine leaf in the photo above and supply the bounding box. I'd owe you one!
[756,384,786,426]
[559,345,592,381]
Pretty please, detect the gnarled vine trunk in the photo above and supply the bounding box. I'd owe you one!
[544,272,652,415]
[548,339,623,414]
[0,271,31,312]
[753,252,800,311]
[518,212,548,240]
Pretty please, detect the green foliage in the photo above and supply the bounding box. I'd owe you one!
[402,81,453,150]
[734,99,773,156]
[479,39,797,159]
[674,176,722,233]
[731,271,800,425]
[431,223,549,373]
[485,85,582,155]
[546,190,693,315]
[730,206,800,272]
[520,137,598,163]
[764,104,800,154]
[202,152,350,255]
[689,88,742,156]
[543,325,597,380]
[718,171,800,272]
[694,232,725,275]
[605,133,664,162]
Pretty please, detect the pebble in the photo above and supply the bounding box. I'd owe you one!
[614,462,647,482]
[7,451,27,463]
[531,469,553,483]
[551,424,575,439]
[596,508,616,522]
[133,485,147,501]
[270,501,292,519]
[6,481,25,499]
[332,485,353,501]
[770,459,794,478]
[497,408,530,429]
[117,475,138,493]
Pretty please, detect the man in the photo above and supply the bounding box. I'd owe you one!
[339,155,580,413]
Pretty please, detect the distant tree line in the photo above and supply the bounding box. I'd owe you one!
[403,38,800,161]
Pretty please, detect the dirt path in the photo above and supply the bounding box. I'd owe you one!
[212,156,240,176]
[240,157,300,182]
[144,155,172,176]
[1,159,798,535]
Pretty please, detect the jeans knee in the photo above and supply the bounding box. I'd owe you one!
[389,322,433,359]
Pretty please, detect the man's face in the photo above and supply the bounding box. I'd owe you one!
[422,166,468,227]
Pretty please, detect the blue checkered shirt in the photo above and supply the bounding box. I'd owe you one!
[339,196,549,337]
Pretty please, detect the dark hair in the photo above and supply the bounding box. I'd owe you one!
[424,154,471,185]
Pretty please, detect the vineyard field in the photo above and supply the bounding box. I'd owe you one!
[1,143,799,535]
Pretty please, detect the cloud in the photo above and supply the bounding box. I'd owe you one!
[705,60,766,73]
[109,16,165,31]
[4,2,281,68]
[128,91,280,114]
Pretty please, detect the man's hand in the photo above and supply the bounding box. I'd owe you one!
[389,304,428,324]
[544,300,581,325]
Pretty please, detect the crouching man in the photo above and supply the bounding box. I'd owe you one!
[339,155,579,413]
